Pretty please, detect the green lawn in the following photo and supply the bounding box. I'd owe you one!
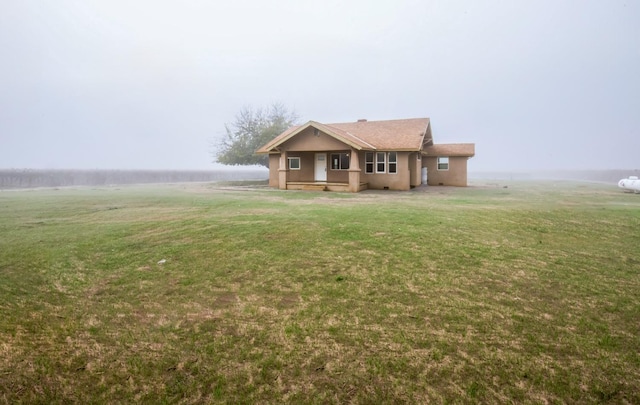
[1,181,639,403]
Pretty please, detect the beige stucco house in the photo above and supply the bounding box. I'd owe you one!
[256,118,474,192]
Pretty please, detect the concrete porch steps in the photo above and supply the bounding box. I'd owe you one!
[300,184,328,191]
[286,182,368,192]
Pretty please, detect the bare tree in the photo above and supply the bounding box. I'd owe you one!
[215,103,299,167]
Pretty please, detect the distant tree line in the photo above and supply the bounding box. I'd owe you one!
[0,169,268,189]
[470,170,640,183]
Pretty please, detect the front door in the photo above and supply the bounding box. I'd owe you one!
[315,153,327,182]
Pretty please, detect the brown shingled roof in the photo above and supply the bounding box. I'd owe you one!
[423,143,475,157]
[328,118,430,150]
[257,118,431,153]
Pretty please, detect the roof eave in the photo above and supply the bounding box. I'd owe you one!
[421,121,434,148]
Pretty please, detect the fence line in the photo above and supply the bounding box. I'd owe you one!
[0,169,268,189]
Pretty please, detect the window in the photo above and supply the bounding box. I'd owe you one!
[365,152,374,174]
[376,152,386,173]
[330,153,350,170]
[437,156,449,171]
[288,157,300,170]
[366,152,399,174]
[388,152,397,174]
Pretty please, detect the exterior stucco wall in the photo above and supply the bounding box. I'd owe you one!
[281,152,312,182]
[280,128,352,152]
[409,152,421,187]
[327,161,350,182]
[270,152,470,189]
[359,151,411,190]
[268,154,279,187]
[424,156,469,186]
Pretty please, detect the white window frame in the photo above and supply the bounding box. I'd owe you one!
[388,152,397,174]
[288,157,301,170]
[376,152,386,173]
[365,152,374,174]
[437,156,449,171]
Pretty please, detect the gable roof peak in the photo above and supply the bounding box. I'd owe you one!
[256,117,432,154]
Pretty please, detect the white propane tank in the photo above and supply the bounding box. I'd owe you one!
[618,176,640,193]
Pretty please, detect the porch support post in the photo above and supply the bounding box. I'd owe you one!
[278,152,287,190]
[348,148,361,192]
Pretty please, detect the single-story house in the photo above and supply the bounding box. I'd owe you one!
[256,118,474,192]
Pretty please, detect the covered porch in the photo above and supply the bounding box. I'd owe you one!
[286,181,368,192]
[275,149,365,192]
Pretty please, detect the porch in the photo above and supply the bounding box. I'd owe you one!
[286,181,368,192]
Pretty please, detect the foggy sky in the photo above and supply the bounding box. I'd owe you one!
[1,0,638,172]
